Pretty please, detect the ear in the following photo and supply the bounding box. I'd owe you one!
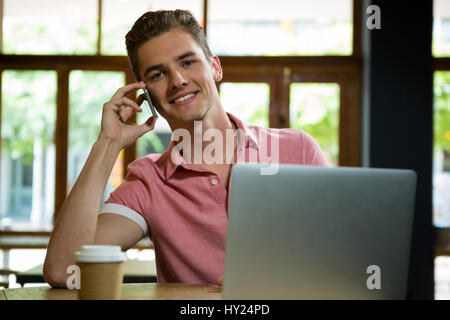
[211,55,223,82]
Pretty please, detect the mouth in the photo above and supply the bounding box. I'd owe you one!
[169,91,199,106]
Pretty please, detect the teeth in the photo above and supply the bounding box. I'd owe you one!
[174,93,195,103]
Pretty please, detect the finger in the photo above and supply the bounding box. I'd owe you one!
[119,106,136,123]
[137,116,158,136]
[110,82,146,101]
[102,102,125,124]
[111,97,142,113]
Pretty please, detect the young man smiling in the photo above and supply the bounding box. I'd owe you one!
[43,10,329,288]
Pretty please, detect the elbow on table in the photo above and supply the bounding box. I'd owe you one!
[43,261,68,289]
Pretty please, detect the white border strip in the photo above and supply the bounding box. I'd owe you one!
[99,203,148,235]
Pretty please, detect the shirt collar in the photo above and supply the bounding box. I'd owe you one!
[227,112,259,151]
[160,112,259,180]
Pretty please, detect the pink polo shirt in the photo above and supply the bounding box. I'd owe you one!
[100,113,329,284]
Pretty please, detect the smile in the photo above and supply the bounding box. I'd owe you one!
[170,91,199,105]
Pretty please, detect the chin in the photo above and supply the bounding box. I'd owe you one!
[179,112,206,123]
[168,104,211,124]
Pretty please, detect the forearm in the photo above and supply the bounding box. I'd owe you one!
[44,135,122,286]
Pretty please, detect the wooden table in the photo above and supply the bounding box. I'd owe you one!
[16,260,158,286]
[0,234,154,250]
[2,283,222,300]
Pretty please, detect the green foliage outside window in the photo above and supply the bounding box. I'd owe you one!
[1,71,56,165]
[69,71,125,151]
[290,83,339,165]
[434,71,450,153]
[3,20,97,54]
[138,131,167,155]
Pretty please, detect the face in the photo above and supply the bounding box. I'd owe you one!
[137,28,222,126]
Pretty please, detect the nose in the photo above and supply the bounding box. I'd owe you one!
[169,70,187,90]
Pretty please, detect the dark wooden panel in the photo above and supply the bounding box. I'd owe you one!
[124,70,137,178]
[362,0,433,299]
[434,58,450,71]
[53,66,69,224]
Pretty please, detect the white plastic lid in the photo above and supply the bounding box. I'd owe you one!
[75,245,127,263]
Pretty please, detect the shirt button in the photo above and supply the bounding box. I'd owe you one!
[211,178,218,185]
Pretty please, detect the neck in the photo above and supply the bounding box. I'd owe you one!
[169,106,237,165]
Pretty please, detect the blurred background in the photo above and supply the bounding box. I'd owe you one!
[0,0,448,299]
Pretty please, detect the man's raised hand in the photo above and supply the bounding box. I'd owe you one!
[99,81,157,148]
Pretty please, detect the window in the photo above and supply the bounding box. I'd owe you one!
[434,0,450,300]
[1,70,57,230]
[435,256,450,299]
[207,0,352,56]
[433,71,450,299]
[68,71,126,205]
[433,71,450,228]
[0,1,360,232]
[290,83,340,166]
[101,0,152,56]
[101,0,203,56]
[433,0,450,57]
[0,1,361,282]
[3,0,98,55]
[220,82,270,127]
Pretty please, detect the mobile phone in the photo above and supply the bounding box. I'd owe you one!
[142,87,158,117]
[128,57,158,118]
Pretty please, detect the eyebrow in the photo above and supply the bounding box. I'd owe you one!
[142,51,197,79]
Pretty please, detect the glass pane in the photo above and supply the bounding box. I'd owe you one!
[102,0,203,55]
[435,256,450,299]
[136,91,172,158]
[1,70,56,230]
[290,83,339,166]
[0,249,47,288]
[68,71,125,205]
[207,0,352,56]
[219,83,270,127]
[433,71,450,227]
[149,0,203,23]
[433,0,450,57]
[3,0,98,55]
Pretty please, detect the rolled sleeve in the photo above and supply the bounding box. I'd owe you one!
[101,163,150,236]
[99,203,148,235]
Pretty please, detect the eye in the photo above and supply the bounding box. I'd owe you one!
[150,71,164,81]
[182,60,195,67]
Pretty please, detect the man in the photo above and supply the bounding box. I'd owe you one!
[43,10,328,288]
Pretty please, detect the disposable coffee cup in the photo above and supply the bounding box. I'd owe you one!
[75,245,127,300]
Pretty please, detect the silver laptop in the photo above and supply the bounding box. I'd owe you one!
[223,164,417,300]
